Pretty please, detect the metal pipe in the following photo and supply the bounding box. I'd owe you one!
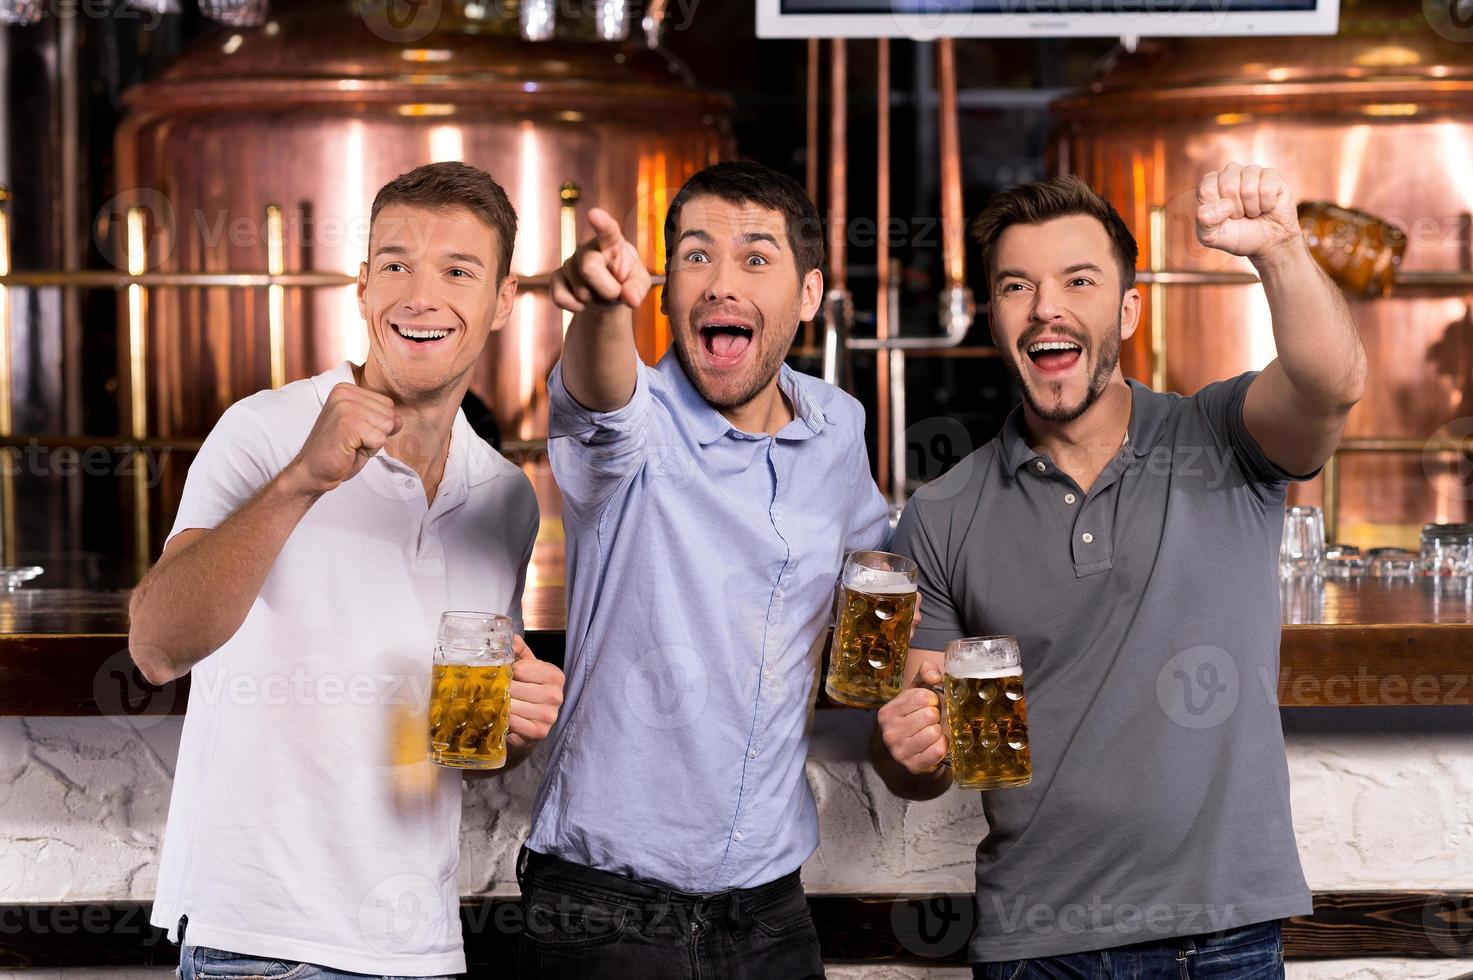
[822,38,851,390]
[887,259,906,505]
[559,181,580,338]
[125,206,150,580]
[0,269,664,292]
[266,204,286,389]
[935,38,975,340]
[1149,205,1167,392]
[805,38,820,206]
[0,185,12,566]
[875,37,891,494]
[1323,452,1339,544]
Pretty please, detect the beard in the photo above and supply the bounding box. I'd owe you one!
[673,303,791,412]
[1003,317,1122,425]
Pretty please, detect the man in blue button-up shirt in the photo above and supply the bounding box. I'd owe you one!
[517,161,890,979]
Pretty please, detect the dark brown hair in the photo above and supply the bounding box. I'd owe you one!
[371,161,518,282]
[663,160,824,279]
[970,174,1139,291]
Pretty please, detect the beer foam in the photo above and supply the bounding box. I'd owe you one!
[844,564,917,594]
[946,665,1023,681]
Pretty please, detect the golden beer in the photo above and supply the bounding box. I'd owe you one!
[942,636,1031,791]
[429,662,513,769]
[825,551,918,708]
[429,611,515,770]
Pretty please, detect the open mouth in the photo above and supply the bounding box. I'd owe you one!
[1025,339,1083,374]
[393,323,454,345]
[699,321,754,365]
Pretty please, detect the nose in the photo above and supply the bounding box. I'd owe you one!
[1029,280,1064,324]
[703,256,742,305]
[399,269,441,316]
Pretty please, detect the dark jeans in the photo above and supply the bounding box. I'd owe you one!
[515,846,825,980]
[973,920,1284,980]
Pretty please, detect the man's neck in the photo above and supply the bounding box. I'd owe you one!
[353,361,462,501]
[1022,373,1133,494]
[718,375,795,437]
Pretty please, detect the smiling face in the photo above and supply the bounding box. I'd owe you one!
[661,195,823,411]
[356,204,517,406]
[989,213,1141,424]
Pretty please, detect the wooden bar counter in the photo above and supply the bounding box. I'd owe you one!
[2,576,1472,716]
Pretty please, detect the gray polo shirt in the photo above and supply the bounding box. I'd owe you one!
[893,372,1313,963]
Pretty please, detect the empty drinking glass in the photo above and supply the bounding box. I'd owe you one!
[1280,506,1325,577]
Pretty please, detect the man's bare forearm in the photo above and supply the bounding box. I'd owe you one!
[870,722,952,801]
[560,304,639,413]
[128,467,320,685]
[1253,240,1367,411]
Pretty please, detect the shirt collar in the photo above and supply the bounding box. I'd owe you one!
[656,349,827,446]
[1000,378,1168,474]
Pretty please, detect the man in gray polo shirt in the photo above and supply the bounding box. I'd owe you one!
[873,165,1365,977]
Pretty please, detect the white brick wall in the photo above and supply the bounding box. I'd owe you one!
[2,710,1470,978]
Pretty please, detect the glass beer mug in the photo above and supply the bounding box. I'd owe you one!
[941,635,1032,791]
[428,612,515,770]
[825,551,918,708]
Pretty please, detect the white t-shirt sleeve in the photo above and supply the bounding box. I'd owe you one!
[168,400,280,545]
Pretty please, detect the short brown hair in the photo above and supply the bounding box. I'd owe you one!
[371,162,518,282]
[970,174,1138,291]
[664,160,824,280]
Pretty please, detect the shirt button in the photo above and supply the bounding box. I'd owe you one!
[404,478,415,489]
[1034,461,1046,473]
[763,667,773,680]
[1082,532,1094,544]
[1064,493,1077,505]
[774,588,784,599]
[733,831,745,842]
[749,749,758,759]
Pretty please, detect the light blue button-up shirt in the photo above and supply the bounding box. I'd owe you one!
[528,349,890,892]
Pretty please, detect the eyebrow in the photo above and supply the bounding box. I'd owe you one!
[371,244,485,269]
[994,262,1106,284]
[676,229,783,249]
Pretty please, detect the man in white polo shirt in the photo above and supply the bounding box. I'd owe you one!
[128,161,564,979]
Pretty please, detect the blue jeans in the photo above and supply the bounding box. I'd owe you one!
[973,920,1284,979]
[179,944,456,980]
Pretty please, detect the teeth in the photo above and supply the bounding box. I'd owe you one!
[396,326,449,340]
[1028,340,1080,354]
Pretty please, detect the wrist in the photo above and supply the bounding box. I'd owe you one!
[1249,232,1308,277]
[275,461,326,506]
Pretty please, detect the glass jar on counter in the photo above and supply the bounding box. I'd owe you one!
[1419,524,1473,577]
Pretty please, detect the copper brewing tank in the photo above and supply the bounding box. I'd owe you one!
[114,0,731,572]
[1053,0,1473,549]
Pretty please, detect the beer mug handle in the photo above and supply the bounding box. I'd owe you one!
[931,683,953,771]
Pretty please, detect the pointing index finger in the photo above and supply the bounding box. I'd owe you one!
[587,207,626,251]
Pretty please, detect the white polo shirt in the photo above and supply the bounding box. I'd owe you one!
[148,362,538,977]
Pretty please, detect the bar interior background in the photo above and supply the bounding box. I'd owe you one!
[2,0,1473,977]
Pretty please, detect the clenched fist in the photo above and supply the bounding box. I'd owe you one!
[877,658,949,777]
[1195,162,1302,262]
[285,381,402,496]
[549,207,651,313]
[507,634,565,750]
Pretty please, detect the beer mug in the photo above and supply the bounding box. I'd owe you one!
[941,635,1032,791]
[825,551,918,708]
[429,612,515,769]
